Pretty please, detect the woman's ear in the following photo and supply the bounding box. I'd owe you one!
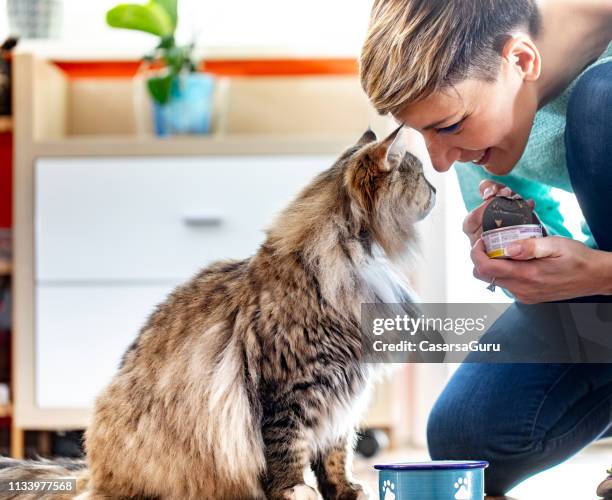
[501,34,542,82]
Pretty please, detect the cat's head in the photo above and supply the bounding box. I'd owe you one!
[338,126,436,258]
[269,126,435,265]
[345,125,435,220]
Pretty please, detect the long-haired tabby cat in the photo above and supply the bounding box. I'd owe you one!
[0,126,435,500]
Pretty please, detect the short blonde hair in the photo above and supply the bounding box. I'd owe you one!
[360,0,541,116]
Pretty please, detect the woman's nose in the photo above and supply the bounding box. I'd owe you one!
[426,138,461,172]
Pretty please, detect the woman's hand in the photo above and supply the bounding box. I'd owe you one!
[462,180,535,247]
[471,236,612,303]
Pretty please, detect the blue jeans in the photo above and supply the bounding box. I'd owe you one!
[428,61,612,496]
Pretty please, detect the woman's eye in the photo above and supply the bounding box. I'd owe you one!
[436,121,462,134]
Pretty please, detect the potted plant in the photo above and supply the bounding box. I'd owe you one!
[106,0,215,136]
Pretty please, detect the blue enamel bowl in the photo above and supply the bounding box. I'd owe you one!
[374,461,489,500]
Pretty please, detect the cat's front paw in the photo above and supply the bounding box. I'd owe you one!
[280,484,320,500]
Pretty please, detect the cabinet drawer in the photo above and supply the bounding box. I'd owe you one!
[35,156,332,282]
[35,284,174,409]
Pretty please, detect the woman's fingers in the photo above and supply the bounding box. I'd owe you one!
[478,180,528,202]
[479,180,507,199]
[462,200,489,243]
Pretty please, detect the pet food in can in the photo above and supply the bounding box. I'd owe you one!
[482,224,543,259]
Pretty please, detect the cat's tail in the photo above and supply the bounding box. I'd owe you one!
[0,455,89,499]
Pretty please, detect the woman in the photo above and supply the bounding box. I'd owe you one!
[360,0,612,499]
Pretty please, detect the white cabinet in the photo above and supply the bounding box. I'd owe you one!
[35,284,173,408]
[34,155,332,410]
[36,156,332,282]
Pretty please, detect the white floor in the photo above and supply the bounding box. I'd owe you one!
[351,441,611,500]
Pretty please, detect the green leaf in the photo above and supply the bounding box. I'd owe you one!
[106,2,174,37]
[147,73,175,104]
[156,35,175,50]
[153,0,177,30]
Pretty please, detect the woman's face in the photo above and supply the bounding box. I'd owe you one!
[395,56,539,175]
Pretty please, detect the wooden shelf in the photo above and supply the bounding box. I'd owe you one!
[31,134,355,157]
[0,259,11,276]
[0,117,12,133]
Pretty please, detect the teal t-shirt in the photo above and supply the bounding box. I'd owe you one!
[455,42,612,249]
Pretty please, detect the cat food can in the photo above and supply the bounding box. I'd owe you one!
[482,224,543,259]
[374,461,488,500]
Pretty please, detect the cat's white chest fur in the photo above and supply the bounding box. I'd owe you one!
[359,250,417,304]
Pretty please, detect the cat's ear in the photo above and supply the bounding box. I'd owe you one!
[356,127,377,146]
[379,125,407,172]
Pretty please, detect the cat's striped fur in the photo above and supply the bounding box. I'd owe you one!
[0,126,434,499]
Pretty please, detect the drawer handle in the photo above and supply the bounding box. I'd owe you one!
[182,212,224,227]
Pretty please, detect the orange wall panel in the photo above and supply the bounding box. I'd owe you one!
[53,58,359,79]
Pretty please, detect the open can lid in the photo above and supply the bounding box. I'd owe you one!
[374,461,489,471]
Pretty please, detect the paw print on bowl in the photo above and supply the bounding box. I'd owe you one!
[454,476,471,500]
[382,479,395,500]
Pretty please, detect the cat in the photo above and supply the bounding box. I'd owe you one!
[0,125,435,500]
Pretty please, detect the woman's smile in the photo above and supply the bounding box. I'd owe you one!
[464,147,492,165]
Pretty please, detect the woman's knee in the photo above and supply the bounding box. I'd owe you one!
[566,62,612,164]
[565,62,612,250]
[568,63,612,126]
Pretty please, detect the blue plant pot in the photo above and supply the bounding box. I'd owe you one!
[152,73,215,136]
[374,461,489,500]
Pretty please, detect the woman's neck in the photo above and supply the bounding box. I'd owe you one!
[534,0,612,106]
